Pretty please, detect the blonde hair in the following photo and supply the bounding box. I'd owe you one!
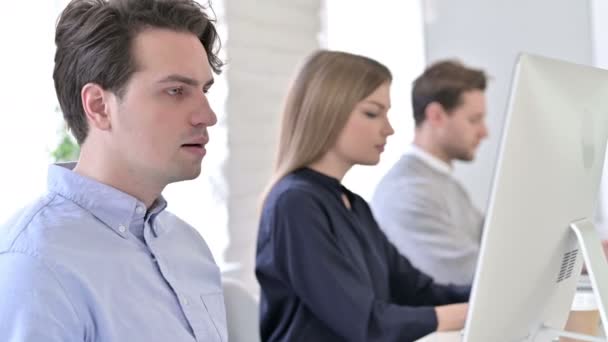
[262,50,392,205]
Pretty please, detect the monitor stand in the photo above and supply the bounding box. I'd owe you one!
[536,219,608,342]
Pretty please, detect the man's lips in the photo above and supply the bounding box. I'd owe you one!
[181,139,207,157]
[182,136,208,146]
[181,145,206,157]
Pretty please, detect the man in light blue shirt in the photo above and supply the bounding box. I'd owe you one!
[0,0,227,341]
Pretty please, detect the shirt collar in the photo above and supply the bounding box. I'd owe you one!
[405,144,453,176]
[297,167,341,189]
[296,167,356,199]
[47,162,168,238]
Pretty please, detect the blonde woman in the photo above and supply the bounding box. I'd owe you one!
[255,50,469,342]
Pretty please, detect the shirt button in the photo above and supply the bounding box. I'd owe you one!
[181,296,190,306]
[118,225,127,233]
[135,206,145,215]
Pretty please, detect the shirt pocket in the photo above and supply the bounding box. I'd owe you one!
[189,292,227,342]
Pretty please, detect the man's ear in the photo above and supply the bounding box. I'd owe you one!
[81,83,113,131]
[425,101,447,127]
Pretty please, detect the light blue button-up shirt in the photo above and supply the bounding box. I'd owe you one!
[0,163,227,342]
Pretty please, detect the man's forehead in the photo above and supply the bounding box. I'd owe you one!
[130,28,211,78]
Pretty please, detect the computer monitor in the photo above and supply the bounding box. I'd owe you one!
[463,54,608,341]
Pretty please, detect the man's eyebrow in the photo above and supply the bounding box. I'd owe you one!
[157,74,214,88]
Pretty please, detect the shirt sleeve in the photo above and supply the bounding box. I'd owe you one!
[381,228,471,306]
[269,189,439,342]
[0,252,83,342]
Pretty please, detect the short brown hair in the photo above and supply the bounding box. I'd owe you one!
[53,0,224,144]
[412,60,486,126]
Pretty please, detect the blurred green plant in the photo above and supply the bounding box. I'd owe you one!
[51,128,80,162]
[51,105,80,162]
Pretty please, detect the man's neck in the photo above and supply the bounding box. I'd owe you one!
[413,133,452,166]
[74,148,163,208]
[408,143,452,175]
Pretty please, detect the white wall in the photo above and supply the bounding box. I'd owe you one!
[592,0,608,69]
[0,1,64,222]
[422,0,594,212]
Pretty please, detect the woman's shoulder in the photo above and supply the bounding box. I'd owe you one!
[266,173,324,209]
[258,173,333,243]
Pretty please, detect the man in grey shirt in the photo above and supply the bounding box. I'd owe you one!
[371,60,488,285]
[0,0,227,341]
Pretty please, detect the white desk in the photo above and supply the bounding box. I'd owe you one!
[415,331,461,341]
[414,284,598,342]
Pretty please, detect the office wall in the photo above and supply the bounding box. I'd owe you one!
[422,0,595,212]
[592,0,608,69]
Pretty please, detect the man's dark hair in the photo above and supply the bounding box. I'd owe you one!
[53,0,224,144]
[411,60,486,126]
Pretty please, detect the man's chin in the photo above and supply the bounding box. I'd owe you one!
[184,168,202,180]
[169,168,202,183]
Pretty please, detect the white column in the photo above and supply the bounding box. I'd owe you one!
[223,0,322,294]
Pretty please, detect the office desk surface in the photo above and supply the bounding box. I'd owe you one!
[414,287,599,342]
[414,280,598,342]
[415,331,461,341]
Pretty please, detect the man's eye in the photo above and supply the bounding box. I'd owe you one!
[167,87,184,96]
[365,111,378,118]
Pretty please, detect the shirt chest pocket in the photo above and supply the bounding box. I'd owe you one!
[185,292,228,342]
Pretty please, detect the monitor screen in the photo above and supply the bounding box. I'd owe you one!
[463,54,608,341]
